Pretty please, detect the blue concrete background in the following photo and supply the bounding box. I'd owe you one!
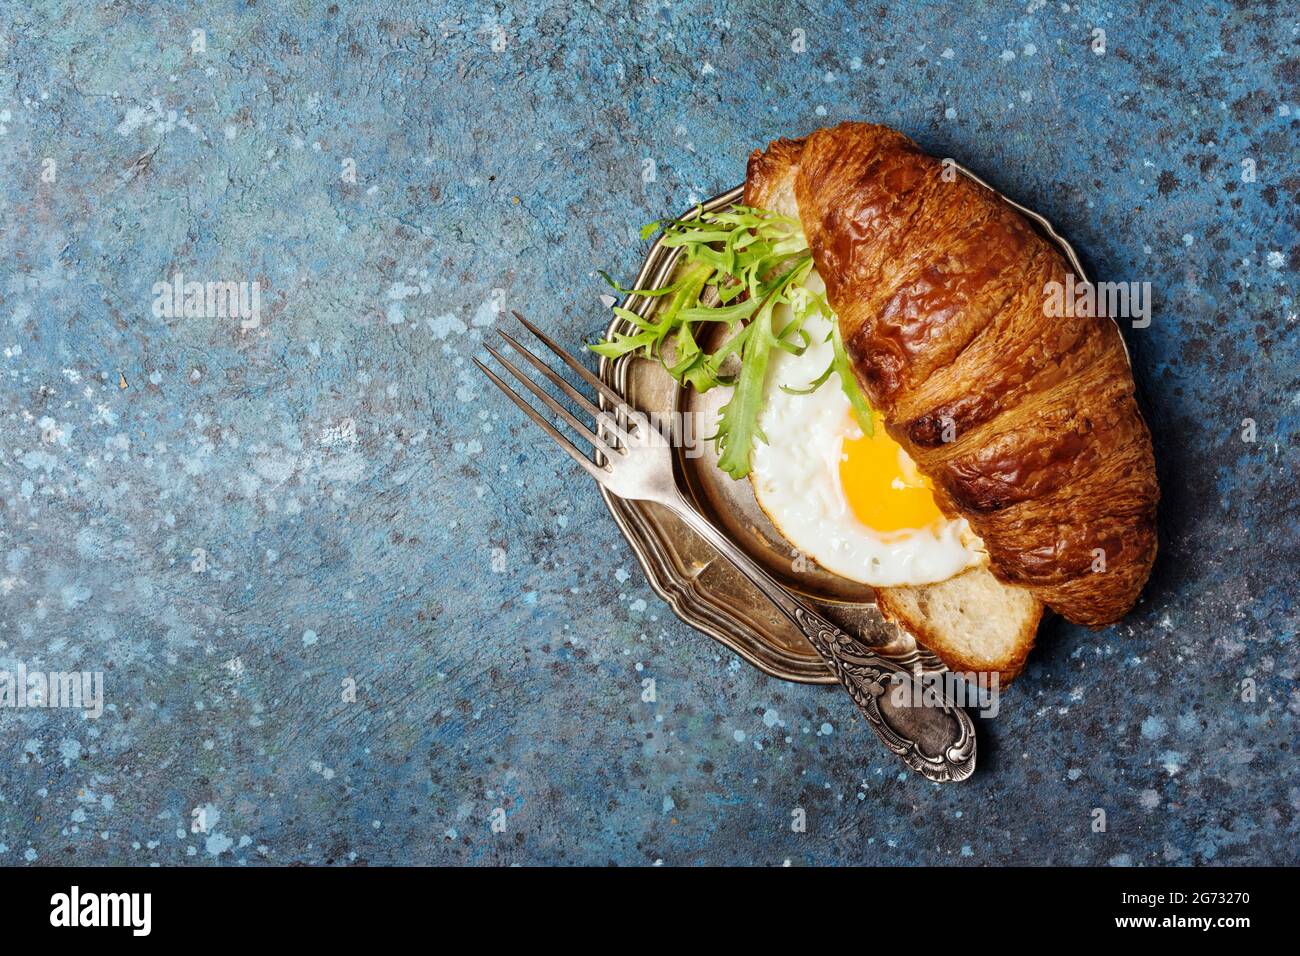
[0,0,1295,865]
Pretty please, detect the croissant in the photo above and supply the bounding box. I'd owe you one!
[745,122,1158,627]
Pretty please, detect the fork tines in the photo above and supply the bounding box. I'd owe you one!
[473,311,637,479]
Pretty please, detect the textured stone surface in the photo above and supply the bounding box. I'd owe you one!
[0,1,1295,865]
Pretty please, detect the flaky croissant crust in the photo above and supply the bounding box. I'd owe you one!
[745,122,1158,627]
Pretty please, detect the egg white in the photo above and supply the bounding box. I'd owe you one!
[748,273,982,587]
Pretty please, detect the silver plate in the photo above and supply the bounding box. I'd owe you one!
[597,171,1098,684]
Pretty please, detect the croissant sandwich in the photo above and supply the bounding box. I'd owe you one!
[593,121,1159,680]
[744,122,1159,672]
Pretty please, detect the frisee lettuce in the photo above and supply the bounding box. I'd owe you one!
[593,203,874,478]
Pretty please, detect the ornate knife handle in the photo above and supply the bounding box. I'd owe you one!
[664,491,977,782]
[787,604,976,782]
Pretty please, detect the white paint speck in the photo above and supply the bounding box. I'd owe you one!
[428,313,467,339]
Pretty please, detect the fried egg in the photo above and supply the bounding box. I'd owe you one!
[748,272,983,587]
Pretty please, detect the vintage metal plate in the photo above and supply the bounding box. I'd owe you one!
[597,173,1097,684]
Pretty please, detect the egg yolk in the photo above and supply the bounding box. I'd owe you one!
[838,411,945,533]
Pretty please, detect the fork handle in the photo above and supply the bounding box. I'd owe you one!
[661,491,977,782]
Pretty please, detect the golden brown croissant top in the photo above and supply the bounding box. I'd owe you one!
[745,122,1158,627]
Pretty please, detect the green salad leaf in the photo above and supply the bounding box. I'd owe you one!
[593,203,875,478]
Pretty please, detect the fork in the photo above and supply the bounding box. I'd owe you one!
[475,311,977,782]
